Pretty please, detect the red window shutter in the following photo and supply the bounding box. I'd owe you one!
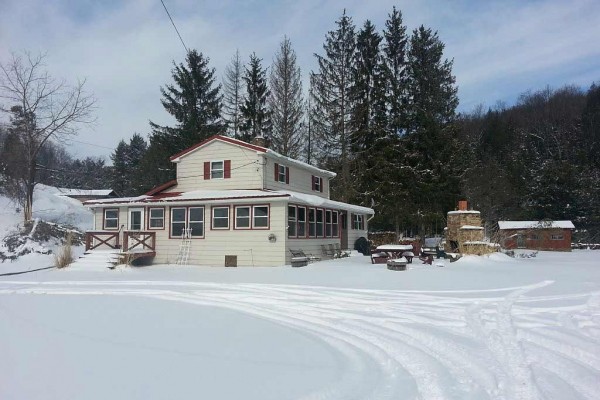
[285,167,289,184]
[224,160,231,179]
[274,163,279,181]
[204,162,210,180]
[311,175,315,191]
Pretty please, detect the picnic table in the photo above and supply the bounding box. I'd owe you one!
[371,244,414,264]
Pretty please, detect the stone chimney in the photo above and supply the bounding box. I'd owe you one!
[251,135,269,149]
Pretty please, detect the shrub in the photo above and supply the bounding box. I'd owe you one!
[54,232,74,268]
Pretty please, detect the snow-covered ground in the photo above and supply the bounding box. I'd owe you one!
[1,250,599,400]
[1,187,598,399]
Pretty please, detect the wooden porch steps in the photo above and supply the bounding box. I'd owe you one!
[69,249,122,270]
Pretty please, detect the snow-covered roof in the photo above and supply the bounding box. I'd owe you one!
[463,241,501,246]
[58,188,115,196]
[447,210,480,215]
[498,221,575,230]
[264,150,336,178]
[281,190,374,215]
[85,189,375,215]
[460,225,484,230]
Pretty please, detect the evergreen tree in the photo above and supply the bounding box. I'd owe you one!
[144,50,224,187]
[268,37,305,158]
[311,10,356,202]
[349,20,390,209]
[110,133,148,196]
[400,26,460,228]
[239,53,271,142]
[222,50,244,137]
[406,26,458,135]
[382,6,409,136]
[111,140,129,195]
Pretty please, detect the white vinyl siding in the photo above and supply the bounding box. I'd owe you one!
[175,140,263,191]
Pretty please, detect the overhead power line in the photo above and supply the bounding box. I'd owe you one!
[160,0,189,53]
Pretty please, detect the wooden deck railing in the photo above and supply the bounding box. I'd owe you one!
[85,231,120,251]
[123,231,156,253]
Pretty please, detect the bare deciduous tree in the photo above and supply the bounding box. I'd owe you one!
[0,51,95,222]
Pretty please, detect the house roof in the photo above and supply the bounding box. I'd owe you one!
[84,188,374,215]
[498,220,575,230]
[58,188,115,197]
[169,134,336,178]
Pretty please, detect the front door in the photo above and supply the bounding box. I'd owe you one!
[340,212,348,249]
[128,208,144,231]
[516,234,526,248]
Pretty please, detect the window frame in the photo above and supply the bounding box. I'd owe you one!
[352,214,364,230]
[551,233,564,240]
[188,207,205,238]
[316,208,324,237]
[252,205,270,230]
[170,207,187,238]
[211,206,230,230]
[147,207,165,230]
[332,211,339,238]
[234,205,251,230]
[313,176,322,192]
[297,206,307,238]
[308,207,316,238]
[278,164,288,183]
[288,205,297,238]
[210,160,225,180]
[325,209,332,238]
[103,208,119,230]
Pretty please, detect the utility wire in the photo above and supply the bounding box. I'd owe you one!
[160,0,189,53]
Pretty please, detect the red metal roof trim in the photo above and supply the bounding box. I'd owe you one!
[169,135,267,161]
[144,179,178,196]
[88,193,290,205]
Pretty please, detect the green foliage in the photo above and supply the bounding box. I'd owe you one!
[239,53,271,142]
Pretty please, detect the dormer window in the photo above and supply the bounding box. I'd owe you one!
[274,162,289,184]
[312,175,323,192]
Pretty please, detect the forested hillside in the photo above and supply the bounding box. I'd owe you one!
[459,85,600,241]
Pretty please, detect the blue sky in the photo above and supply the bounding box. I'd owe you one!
[1,0,599,159]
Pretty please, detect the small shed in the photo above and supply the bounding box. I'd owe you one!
[498,220,575,251]
[58,188,118,203]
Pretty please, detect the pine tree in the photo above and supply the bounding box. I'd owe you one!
[268,37,304,158]
[222,50,244,137]
[400,26,460,229]
[111,140,129,195]
[382,6,409,136]
[239,53,271,142]
[349,20,390,208]
[145,49,224,187]
[311,10,356,202]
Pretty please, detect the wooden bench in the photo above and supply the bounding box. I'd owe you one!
[290,249,319,267]
[371,252,389,264]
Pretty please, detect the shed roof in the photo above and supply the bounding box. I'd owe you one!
[498,220,575,230]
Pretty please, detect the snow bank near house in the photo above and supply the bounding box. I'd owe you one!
[0,185,92,267]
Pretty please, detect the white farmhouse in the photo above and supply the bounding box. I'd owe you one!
[84,135,374,267]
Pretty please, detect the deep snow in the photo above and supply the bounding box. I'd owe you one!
[1,250,599,400]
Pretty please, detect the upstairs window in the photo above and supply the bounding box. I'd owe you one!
[211,161,224,179]
[204,160,231,180]
[312,175,323,192]
[274,163,289,184]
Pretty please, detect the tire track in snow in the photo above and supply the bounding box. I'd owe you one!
[2,279,599,400]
